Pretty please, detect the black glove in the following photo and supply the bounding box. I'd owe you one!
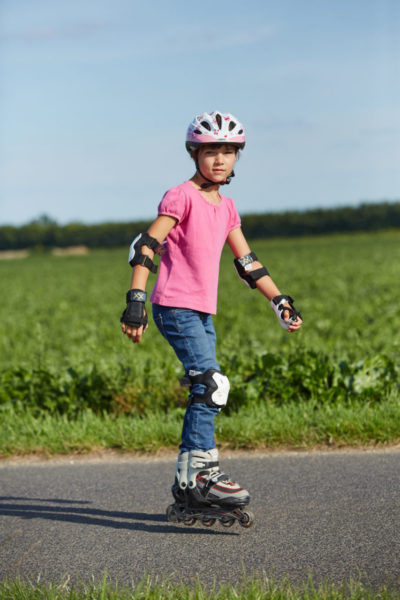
[120,289,148,328]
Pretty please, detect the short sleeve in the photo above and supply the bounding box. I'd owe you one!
[158,185,187,223]
[227,197,241,232]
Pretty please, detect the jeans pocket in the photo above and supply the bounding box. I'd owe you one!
[153,312,167,339]
[170,308,195,334]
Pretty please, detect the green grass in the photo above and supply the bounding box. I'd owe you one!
[1,394,398,456]
[0,574,398,600]
[1,231,400,371]
[0,231,399,455]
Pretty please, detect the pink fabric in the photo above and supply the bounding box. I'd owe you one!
[150,180,241,314]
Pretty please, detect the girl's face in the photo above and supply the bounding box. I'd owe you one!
[196,144,237,184]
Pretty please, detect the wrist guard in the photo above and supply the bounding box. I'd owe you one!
[120,289,148,328]
[270,295,302,330]
[234,252,269,288]
[128,233,164,273]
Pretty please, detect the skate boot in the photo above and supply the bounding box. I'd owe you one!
[166,449,254,528]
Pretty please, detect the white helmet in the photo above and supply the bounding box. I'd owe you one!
[186,111,246,153]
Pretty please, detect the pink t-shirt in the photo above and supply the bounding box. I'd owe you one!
[150,180,241,314]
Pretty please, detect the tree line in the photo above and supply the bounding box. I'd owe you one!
[1,201,399,250]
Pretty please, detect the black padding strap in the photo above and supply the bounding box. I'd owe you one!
[139,232,163,254]
[235,251,258,268]
[131,254,158,273]
[245,267,269,288]
[129,233,163,273]
[126,289,147,303]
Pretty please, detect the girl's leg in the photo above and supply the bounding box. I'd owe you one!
[152,304,220,452]
[153,304,251,515]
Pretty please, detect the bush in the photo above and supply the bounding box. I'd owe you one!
[1,351,397,417]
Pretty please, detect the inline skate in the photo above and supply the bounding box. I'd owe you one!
[166,449,254,528]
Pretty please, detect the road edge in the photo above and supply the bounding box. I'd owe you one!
[1,443,400,467]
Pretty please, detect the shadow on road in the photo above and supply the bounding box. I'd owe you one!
[0,497,237,536]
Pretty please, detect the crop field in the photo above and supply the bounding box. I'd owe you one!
[0,230,399,453]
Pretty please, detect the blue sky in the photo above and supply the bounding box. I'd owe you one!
[1,0,399,225]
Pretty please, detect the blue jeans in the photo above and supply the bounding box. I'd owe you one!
[152,304,221,452]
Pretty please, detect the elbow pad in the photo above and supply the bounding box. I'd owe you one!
[128,233,164,273]
[233,252,269,289]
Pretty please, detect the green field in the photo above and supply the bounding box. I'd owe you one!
[0,231,399,454]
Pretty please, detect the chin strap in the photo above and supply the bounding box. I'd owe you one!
[195,160,235,189]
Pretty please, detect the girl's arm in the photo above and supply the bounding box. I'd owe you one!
[122,215,177,343]
[227,227,302,332]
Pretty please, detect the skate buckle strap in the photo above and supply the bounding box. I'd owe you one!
[190,458,219,470]
[200,471,232,500]
[186,449,220,489]
[211,472,230,483]
[188,462,220,488]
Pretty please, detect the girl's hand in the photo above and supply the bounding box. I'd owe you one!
[270,295,303,331]
[121,320,148,344]
[120,289,148,343]
[282,305,303,332]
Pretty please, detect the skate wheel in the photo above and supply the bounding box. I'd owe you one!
[239,510,254,528]
[220,516,235,528]
[201,517,216,527]
[183,517,197,526]
[166,504,179,523]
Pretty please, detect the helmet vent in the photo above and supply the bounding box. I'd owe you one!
[238,129,243,134]
[228,121,236,131]
[194,129,202,134]
[215,113,222,129]
[201,121,212,131]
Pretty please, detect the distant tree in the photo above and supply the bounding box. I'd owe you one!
[0,203,399,250]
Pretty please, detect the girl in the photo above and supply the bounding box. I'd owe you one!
[121,111,302,527]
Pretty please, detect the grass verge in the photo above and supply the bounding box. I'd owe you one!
[0,574,398,600]
[1,395,399,456]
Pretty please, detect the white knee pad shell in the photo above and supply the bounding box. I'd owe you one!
[188,369,230,410]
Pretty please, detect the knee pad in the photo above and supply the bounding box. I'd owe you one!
[188,369,230,410]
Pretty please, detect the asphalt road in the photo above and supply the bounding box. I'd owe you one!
[0,450,399,588]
